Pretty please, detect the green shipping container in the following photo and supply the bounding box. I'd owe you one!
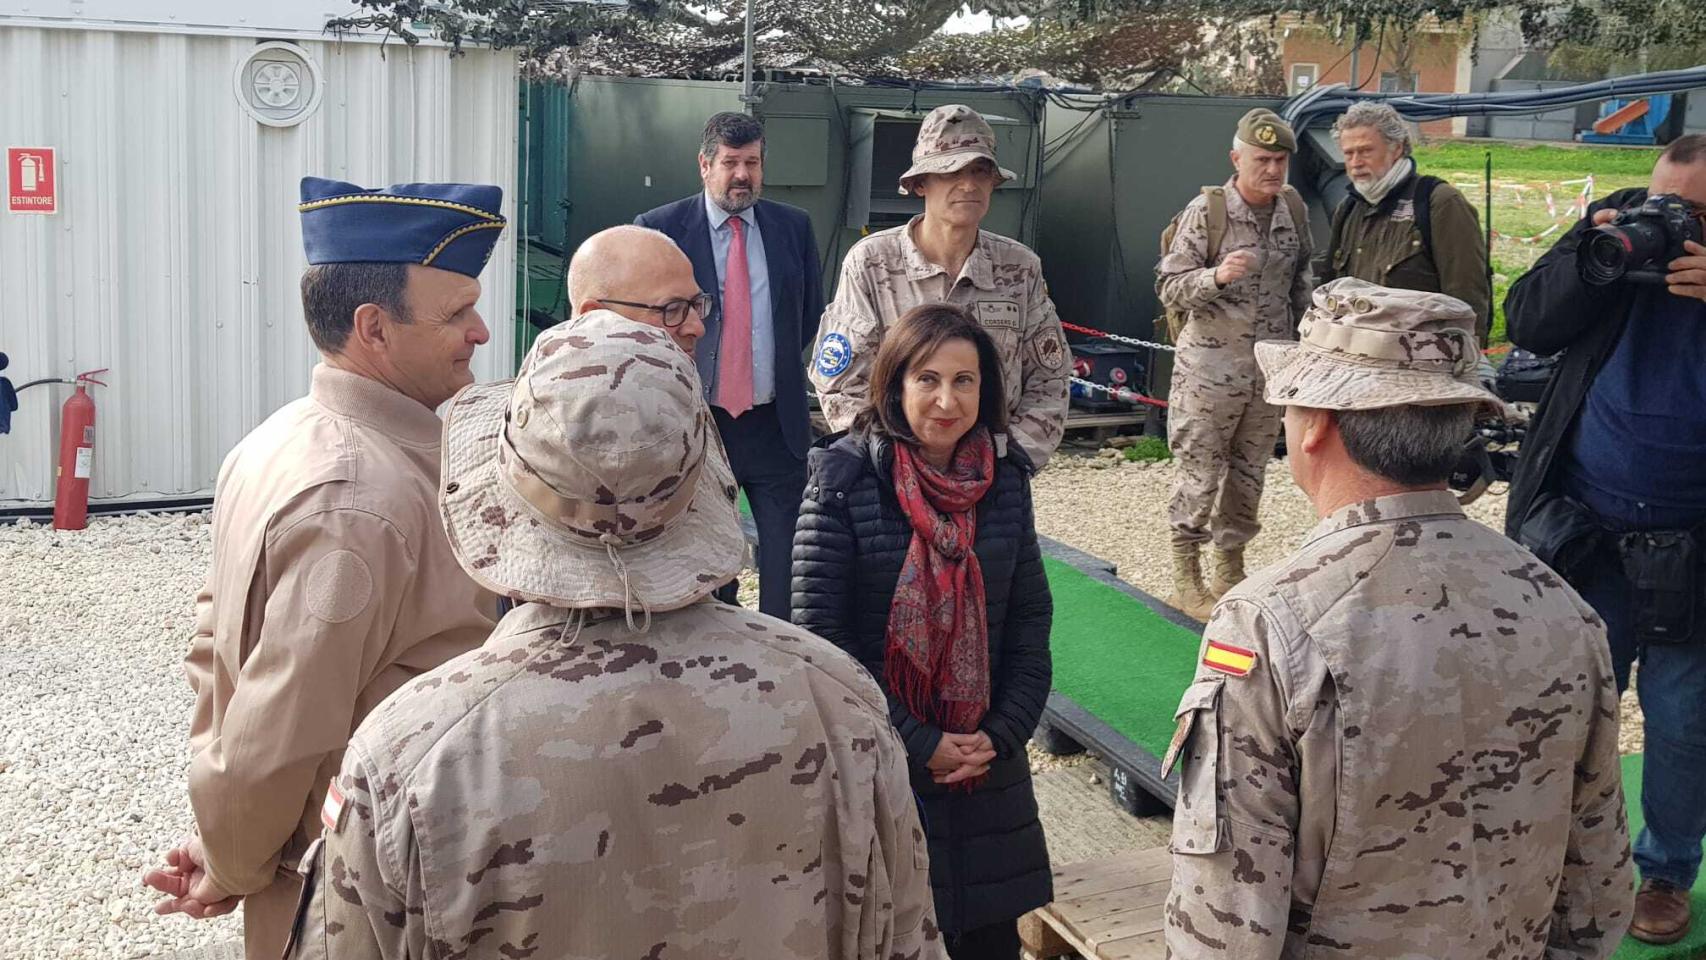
[513,76,1045,359]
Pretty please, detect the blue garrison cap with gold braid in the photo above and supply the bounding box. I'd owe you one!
[298,176,507,278]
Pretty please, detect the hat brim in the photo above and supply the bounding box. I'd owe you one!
[1254,340,1507,417]
[438,379,745,612]
[898,149,1017,195]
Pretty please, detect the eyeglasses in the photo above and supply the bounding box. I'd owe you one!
[595,293,715,329]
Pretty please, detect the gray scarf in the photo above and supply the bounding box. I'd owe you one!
[1356,157,1415,206]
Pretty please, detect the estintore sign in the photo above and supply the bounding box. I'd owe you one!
[8,148,57,215]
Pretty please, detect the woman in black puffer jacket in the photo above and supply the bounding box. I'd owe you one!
[792,303,1053,959]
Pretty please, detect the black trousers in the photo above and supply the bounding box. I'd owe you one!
[712,402,806,621]
[945,920,1020,960]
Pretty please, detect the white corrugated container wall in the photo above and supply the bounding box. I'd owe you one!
[0,18,518,508]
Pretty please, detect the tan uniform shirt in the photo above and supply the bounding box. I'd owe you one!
[1166,491,1633,959]
[1157,178,1314,389]
[812,217,1071,466]
[185,364,494,900]
[286,599,944,960]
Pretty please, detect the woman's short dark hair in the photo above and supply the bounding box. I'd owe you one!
[853,303,1008,442]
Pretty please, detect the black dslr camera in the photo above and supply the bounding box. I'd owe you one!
[1577,193,1704,285]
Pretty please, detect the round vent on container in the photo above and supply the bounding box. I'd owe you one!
[233,42,324,128]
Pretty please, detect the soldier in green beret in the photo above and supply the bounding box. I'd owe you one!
[1156,108,1315,619]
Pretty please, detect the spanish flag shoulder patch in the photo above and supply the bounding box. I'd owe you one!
[1203,640,1258,677]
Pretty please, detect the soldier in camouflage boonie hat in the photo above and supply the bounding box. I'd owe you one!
[1255,277,1505,414]
[439,310,744,614]
[898,104,1017,196]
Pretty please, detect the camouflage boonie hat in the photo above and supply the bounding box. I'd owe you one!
[1255,278,1504,414]
[439,310,744,613]
[1236,108,1296,152]
[897,104,1017,196]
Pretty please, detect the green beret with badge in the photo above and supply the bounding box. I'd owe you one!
[1236,108,1296,153]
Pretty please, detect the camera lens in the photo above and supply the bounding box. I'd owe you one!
[1579,228,1632,285]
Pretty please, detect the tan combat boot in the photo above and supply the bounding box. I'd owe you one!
[1209,546,1247,601]
[1168,541,1216,621]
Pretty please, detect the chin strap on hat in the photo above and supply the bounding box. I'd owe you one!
[600,532,653,634]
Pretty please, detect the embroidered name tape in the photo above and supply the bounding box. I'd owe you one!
[1202,640,1257,677]
[975,299,1022,330]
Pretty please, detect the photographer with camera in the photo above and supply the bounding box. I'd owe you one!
[1506,134,1706,946]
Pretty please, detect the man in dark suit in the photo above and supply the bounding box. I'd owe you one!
[636,112,824,619]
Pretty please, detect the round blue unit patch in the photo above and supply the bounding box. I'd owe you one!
[815,332,852,377]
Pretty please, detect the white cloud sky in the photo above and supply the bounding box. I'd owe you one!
[942,8,1031,33]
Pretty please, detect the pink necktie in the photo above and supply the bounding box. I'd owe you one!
[717,216,754,418]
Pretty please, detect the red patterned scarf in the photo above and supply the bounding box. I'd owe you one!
[885,426,995,741]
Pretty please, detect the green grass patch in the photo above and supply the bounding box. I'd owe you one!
[1411,141,1657,344]
[1123,436,1173,463]
[1414,141,1662,178]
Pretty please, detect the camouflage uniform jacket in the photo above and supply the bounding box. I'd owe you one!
[811,217,1071,466]
[287,599,944,960]
[1157,177,1314,389]
[1165,490,1633,960]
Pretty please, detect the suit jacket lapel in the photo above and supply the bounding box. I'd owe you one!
[681,195,720,306]
[680,195,720,396]
[754,201,789,326]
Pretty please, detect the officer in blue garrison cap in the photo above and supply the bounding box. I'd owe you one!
[145,178,506,960]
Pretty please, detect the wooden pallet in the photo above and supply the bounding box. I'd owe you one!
[1020,848,1173,960]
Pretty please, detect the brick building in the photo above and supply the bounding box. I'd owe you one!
[1277,17,1475,137]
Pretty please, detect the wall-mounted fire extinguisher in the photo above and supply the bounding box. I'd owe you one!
[52,368,107,531]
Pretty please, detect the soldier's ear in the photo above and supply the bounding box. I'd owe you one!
[349,302,390,352]
[1296,406,1336,455]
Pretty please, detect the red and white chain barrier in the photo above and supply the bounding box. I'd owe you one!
[1060,320,1172,409]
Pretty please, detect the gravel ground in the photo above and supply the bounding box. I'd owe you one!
[1031,451,1513,600]
[0,513,239,958]
[0,453,1644,956]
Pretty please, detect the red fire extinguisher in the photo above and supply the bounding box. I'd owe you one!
[53,368,108,531]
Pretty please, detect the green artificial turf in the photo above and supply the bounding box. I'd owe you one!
[1041,556,1203,758]
[1615,754,1706,959]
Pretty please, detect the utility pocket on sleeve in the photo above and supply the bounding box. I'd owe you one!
[1167,679,1227,856]
[282,837,327,960]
